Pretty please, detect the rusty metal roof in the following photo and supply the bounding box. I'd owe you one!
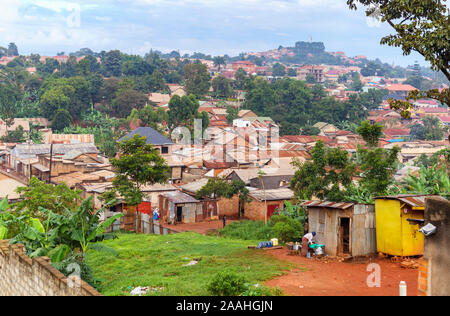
[249,188,294,202]
[161,191,200,204]
[300,200,355,209]
[375,195,432,208]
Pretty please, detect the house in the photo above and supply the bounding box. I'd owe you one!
[149,93,171,105]
[180,178,240,219]
[301,200,377,257]
[313,122,339,136]
[238,110,258,119]
[383,128,411,140]
[385,84,417,100]
[168,84,186,97]
[232,61,256,74]
[244,187,294,221]
[418,196,450,296]
[374,195,431,256]
[159,191,204,224]
[0,172,26,202]
[297,65,325,83]
[119,127,174,155]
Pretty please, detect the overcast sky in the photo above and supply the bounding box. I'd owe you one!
[0,0,426,67]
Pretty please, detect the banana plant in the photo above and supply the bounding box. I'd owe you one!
[403,164,450,198]
[60,197,124,255]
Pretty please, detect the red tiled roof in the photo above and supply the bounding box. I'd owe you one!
[385,84,417,91]
[384,128,411,136]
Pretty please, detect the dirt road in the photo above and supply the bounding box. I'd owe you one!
[265,248,418,296]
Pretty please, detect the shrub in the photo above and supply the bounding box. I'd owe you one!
[269,215,302,243]
[217,220,272,241]
[208,272,248,296]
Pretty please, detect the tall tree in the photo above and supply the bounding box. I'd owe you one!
[7,43,19,56]
[183,63,211,98]
[110,134,170,228]
[290,140,357,201]
[213,56,226,72]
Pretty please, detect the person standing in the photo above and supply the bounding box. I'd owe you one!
[301,232,316,257]
[222,215,227,228]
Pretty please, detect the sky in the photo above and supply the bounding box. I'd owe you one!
[0,0,427,67]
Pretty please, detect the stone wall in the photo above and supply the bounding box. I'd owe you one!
[419,196,450,296]
[0,240,101,296]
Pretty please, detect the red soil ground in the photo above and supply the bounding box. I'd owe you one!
[265,248,418,296]
[161,220,419,296]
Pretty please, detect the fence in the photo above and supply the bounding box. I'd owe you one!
[103,211,179,235]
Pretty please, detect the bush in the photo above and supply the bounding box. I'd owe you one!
[217,220,272,241]
[208,272,248,296]
[269,215,302,243]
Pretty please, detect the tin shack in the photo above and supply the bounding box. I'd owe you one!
[301,200,377,257]
[375,195,431,257]
[159,191,203,224]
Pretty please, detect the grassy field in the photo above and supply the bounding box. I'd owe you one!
[86,232,293,296]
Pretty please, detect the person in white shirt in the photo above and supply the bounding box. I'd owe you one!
[301,232,316,256]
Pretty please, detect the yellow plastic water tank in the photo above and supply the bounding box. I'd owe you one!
[271,238,278,246]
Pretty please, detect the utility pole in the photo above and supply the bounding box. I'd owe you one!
[27,130,31,182]
[48,142,53,184]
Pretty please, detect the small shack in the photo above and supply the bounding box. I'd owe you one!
[159,191,203,224]
[301,200,377,257]
[375,195,430,257]
[245,188,294,221]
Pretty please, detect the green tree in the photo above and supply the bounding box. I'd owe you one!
[111,87,149,118]
[110,134,170,225]
[213,56,226,72]
[410,116,445,140]
[305,74,316,84]
[7,43,19,56]
[51,108,73,131]
[356,121,400,196]
[12,177,82,220]
[226,106,239,124]
[272,63,286,77]
[102,50,122,77]
[301,125,320,136]
[212,75,233,99]
[183,63,211,98]
[357,120,384,147]
[290,141,357,201]
[168,94,202,130]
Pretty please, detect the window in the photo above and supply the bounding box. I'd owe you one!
[162,147,169,154]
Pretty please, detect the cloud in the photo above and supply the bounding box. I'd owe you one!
[0,0,426,66]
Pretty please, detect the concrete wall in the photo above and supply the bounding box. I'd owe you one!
[0,241,101,296]
[419,196,450,296]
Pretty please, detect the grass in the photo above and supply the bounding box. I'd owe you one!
[86,232,293,296]
[216,220,273,241]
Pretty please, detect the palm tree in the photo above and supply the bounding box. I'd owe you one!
[213,56,226,72]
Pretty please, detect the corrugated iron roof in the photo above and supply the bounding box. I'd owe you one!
[161,191,200,204]
[249,188,294,202]
[301,200,355,209]
[375,194,431,208]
